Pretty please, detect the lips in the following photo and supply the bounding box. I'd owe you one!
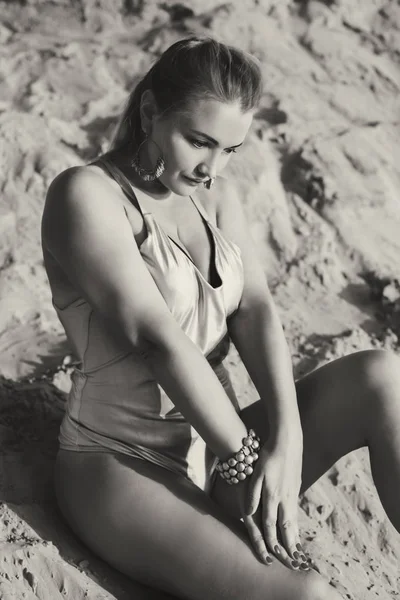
[184,175,205,184]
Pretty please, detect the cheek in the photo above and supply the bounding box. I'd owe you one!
[166,137,195,170]
[217,153,232,170]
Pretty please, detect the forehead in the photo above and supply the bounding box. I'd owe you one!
[177,98,253,145]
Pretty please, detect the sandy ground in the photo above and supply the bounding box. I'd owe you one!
[1,0,400,597]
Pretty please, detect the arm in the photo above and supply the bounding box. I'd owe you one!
[229,300,301,444]
[41,168,247,460]
[214,177,305,569]
[215,178,301,443]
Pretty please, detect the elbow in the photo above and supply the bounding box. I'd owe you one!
[227,295,283,341]
[231,294,277,323]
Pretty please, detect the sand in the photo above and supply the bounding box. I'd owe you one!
[1,0,400,597]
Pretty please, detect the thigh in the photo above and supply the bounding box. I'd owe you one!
[211,350,375,518]
[55,449,322,600]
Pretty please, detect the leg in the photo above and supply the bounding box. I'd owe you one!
[55,449,340,600]
[212,349,400,533]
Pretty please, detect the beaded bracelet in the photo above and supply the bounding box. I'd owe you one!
[215,428,261,485]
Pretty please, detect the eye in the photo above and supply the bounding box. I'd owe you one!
[190,138,237,154]
[190,139,209,149]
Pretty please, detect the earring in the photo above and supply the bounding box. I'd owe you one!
[131,135,165,181]
[204,177,215,190]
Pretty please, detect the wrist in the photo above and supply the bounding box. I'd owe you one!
[216,429,261,485]
[267,421,303,449]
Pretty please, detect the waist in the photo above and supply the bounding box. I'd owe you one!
[73,332,231,377]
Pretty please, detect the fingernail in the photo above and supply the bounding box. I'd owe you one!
[291,560,299,568]
[301,554,308,562]
[266,556,273,564]
[307,557,313,564]
[300,562,310,570]
[293,551,300,560]
[274,545,281,554]
[296,543,303,552]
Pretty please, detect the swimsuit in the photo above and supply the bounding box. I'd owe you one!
[54,158,244,492]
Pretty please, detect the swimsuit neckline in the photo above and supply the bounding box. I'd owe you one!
[96,157,240,291]
[140,213,224,291]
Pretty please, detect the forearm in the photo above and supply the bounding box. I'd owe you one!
[228,302,301,444]
[138,326,248,460]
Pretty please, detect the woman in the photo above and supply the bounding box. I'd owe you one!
[41,37,400,600]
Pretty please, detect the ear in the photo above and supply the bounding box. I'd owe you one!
[139,89,160,135]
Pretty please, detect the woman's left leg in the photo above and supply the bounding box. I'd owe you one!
[211,349,400,533]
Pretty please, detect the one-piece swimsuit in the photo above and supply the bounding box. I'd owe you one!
[54,157,245,492]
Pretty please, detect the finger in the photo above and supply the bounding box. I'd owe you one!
[278,526,312,570]
[276,526,312,571]
[294,541,313,569]
[246,472,263,516]
[275,522,312,572]
[243,512,274,566]
[278,504,309,570]
[261,495,297,570]
[278,503,299,558]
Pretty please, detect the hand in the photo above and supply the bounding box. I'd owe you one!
[242,432,311,570]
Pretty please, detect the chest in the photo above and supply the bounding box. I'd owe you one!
[165,207,214,272]
[130,194,221,288]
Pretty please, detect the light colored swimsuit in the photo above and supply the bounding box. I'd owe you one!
[54,158,244,492]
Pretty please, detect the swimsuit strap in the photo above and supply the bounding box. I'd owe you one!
[94,157,215,241]
[94,157,147,218]
[97,157,213,225]
[189,194,212,225]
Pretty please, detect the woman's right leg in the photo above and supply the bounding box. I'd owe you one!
[55,449,340,600]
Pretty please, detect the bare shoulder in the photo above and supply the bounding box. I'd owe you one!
[42,165,124,246]
[44,164,116,212]
[208,175,250,250]
[211,176,242,225]
[209,179,271,306]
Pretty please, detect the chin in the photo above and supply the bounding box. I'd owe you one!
[163,176,195,196]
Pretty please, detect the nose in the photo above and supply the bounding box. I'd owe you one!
[197,154,219,180]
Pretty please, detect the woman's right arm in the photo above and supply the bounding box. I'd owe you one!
[42,168,247,460]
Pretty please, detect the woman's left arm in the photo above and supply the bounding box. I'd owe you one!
[214,177,305,568]
[228,285,301,448]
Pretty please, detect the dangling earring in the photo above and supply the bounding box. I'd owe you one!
[204,177,215,190]
[131,135,165,181]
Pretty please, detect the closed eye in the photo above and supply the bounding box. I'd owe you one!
[190,139,237,154]
[191,139,209,149]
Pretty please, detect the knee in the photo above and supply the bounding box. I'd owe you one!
[297,570,343,600]
[360,349,400,408]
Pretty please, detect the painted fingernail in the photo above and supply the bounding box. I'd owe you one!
[291,560,299,568]
[266,556,273,564]
[274,545,281,554]
[301,554,308,562]
[300,562,310,570]
[293,551,300,560]
[296,543,303,552]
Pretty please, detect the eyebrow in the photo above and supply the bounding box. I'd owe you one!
[189,129,244,149]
